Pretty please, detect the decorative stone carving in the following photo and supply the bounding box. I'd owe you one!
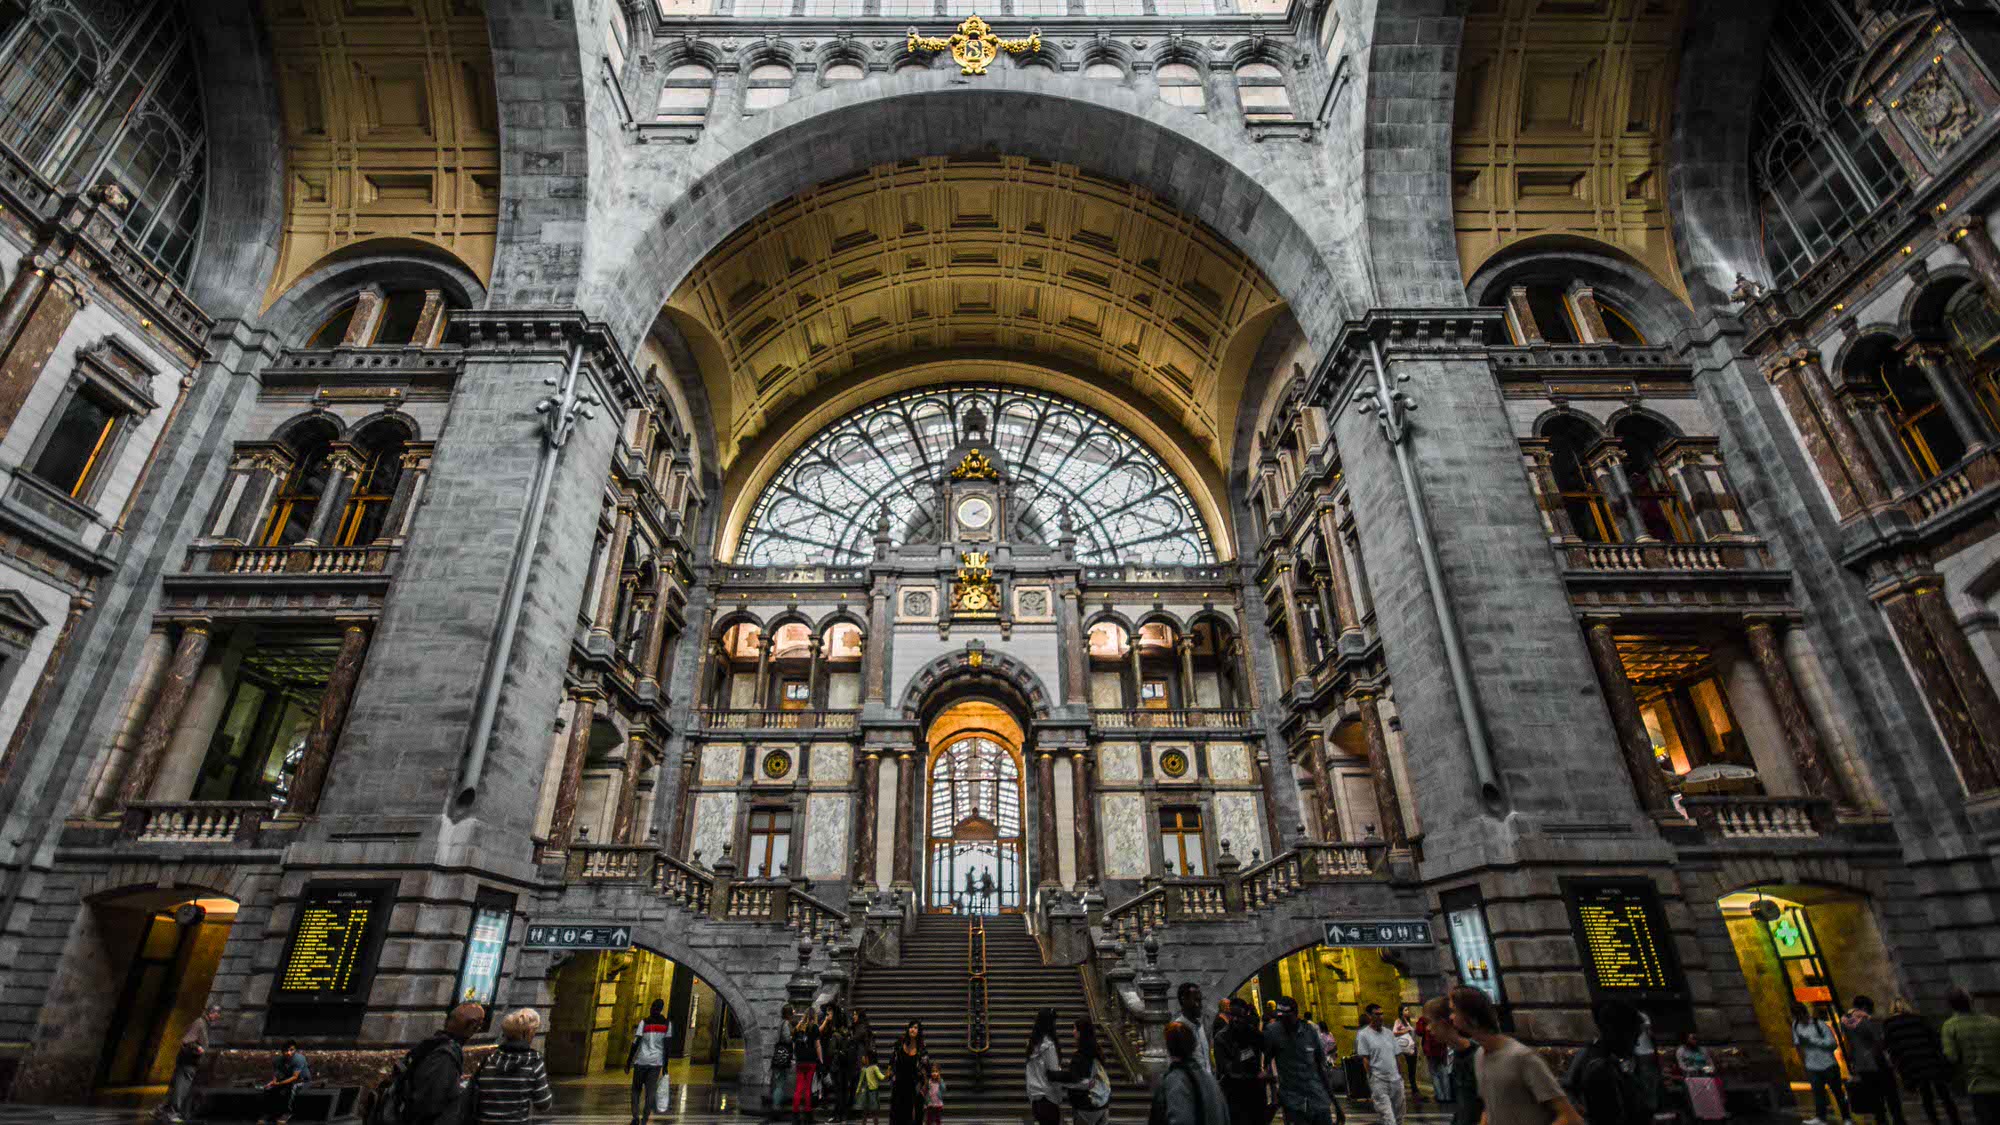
[1905,66,1975,153]
[901,588,934,619]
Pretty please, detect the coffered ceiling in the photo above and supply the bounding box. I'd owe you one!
[1452,0,1688,295]
[259,0,501,306]
[666,156,1285,474]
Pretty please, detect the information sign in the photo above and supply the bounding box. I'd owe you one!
[455,892,515,1010]
[275,883,389,1001]
[523,923,633,950]
[1323,919,1433,947]
[1564,879,1683,995]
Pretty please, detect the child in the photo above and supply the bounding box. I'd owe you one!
[855,1049,886,1125]
[923,1060,946,1125]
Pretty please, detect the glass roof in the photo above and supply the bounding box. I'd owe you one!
[737,384,1214,566]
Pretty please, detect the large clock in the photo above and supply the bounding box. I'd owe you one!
[957,495,994,531]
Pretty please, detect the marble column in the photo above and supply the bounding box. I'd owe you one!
[752,631,772,709]
[591,505,634,644]
[302,445,368,546]
[865,581,890,704]
[1767,352,1886,517]
[805,636,824,708]
[1274,562,1312,685]
[1126,629,1145,705]
[411,288,449,347]
[1253,748,1283,856]
[1353,692,1409,847]
[1907,585,2000,792]
[1844,389,1918,492]
[0,249,86,443]
[1061,585,1087,703]
[1504,285,1544,343]
[638,590,668,695]
[544,689,601,857]
[1950,220,2000,309]
[1568,285,1613,343]
[1315,504,1364,641]
[1742,619,1850,803]
[614,731,651,843]
[1035,750,1060,888]
[891,749,918,888]
[851,750,880,887]
[220,450,290,545]
[87,625,172,814]
[1587,444,1647,543]
[1582,618,1673,812]
[381,445,432,542]
[1071,751,1098,883]
[285,619,371,816]
[1519,441,1577,541]
[1176,636,1197,707]
[338,286,387,345]
[0,591,87,788]
[116,621,213,806]
[1304,736,1338,839]
[1905,342,1996,448]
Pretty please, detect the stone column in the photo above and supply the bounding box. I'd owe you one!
[1741,618,1849,804]
[1315,504,1363,641]
[0,249,86,443]
[544,689,601,857]
[805,636,823,708]
[1950,219,2000,308]
[1586,443,1647,543]
[302,445,368,545]
[865,581,890,703]
[1767,351,1889,516]
[116,621,213,806]
[412,289,450,347]
[285,619,371,816]
[0,591,88,788]
[85,624,172,814]
[752,630,772,709]
[1504,285,1543,343]
[851,749,880,887]
[891,749,918,888]
[1568,284,1612,344]
[1519,441,1577,541]
[1904,342,1997,448]
[219,449,290,544]
[1303,736,1338,839]
[1127,628,1145,705]
[1581,617,1673,812]
[591,504,635,643]
[638,590,668,696]
[1176,636,1197,707]
[1353,691,1409,847]
[614,730,651,842]
[339,286,386,345]
[1035,750,1060,888]
[380,444,432,543]
[1311,580,1339,660]
[672,750,698,855]
[1061,585,1087,704]
[1273,561,1312,686]
[1071,751,1098,883]
[1253,748,1283,855]
[1844,389,1917,492]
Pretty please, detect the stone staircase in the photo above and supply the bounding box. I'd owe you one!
[848,913,1150,1120]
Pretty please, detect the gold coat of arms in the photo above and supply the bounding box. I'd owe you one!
[908,15,1041,76]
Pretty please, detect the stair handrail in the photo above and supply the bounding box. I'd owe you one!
[966,914,991,1056]
[785,883,852,943]
[1077,954,1144,1086]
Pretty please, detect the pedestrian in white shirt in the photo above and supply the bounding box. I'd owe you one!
[1356,1003,1407,1125]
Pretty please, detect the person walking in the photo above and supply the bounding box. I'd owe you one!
[771,1015,798,1116]
[1422,997,1481,1125]
[1152,1021,1231,1125]
[259,1040,310,1125]
[1847,997,1906,1125]
[157,1004,221,1124]
[891,1022,927,1125]
[627,998,673,1125]
[1027,1008,1066,1125]
[1053,1018,1113,1125]
[469,1008,555,1124]
[1884,998,1961,1125]
[855,1050,886,1125]
[1419,1007,1452,1104]
[1676,1034,1727,1123]
[1794,1002,1855,1125]
[1449,986,1584,1125]
[1264,995,1341,1125]
[1214,996,1272,1125]
[1568,998,1649,1125]
[1169,984,1213,1074]
[402,1003,486,1125]
[1394,1006,1422,1103]
[924,1061,947,1125]
[1942,988,2000,1125]
[793,1007,826,1125]
[1356,1003,1407,1125]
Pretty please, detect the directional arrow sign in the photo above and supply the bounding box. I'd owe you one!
[522,923,635,950]
[1323,920,1434,948]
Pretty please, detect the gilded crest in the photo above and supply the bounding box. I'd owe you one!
[1904,66,1975,153]
[908,15,1041,76]
[951,550,1000,616]
[949,448,1001,479]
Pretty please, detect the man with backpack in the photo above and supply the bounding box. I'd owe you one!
[371,1002,485,1125]
[1566,1000,1650,1125]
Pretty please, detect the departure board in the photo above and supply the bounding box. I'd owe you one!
[1564,879,1682,995]
[276,884,388,1000]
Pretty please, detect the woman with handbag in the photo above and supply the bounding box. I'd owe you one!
[1676,1033,1728,1123]
[1054,1018,1114,1125]
[1026,1009,1066,1125]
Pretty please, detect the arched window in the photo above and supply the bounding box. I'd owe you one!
[335,423,408,546]
[1157,62,1204,111]
[1545,416,1616,543]
[926,736,1023,912]
[744,62,794,111]
[305,288,442,348]
[1616,416,1691,543]
[262,423,338,547]
[1600,301,1647,346]
[1236,62,1292,121]
[822,61,865,83]
[657,63,715,125]
[1083,60,1124,82]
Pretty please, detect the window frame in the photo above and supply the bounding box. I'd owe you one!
[746,806,794,879]
[1158,806,1207,877]
[742,61,796,113]
[1235,60,1294,122]
[1156,61,1206,113]
[20,338,157,511]
[656,61,716,126]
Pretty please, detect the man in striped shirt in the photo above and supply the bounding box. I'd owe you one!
[469,1008,555,1124]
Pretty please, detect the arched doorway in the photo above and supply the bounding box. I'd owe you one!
[1231,940,1430,1102]
[91,891,240,1096]
[545,945,744,1114]
[925,735,1025,913]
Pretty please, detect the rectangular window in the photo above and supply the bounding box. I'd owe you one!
[1159,807,1206,877]
[747,808,792,878]
[780,679,810,709]
[30,389,120,499]
[1140,679,1168,704]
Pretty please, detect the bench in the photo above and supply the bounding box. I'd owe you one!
[195,1084,361,1122]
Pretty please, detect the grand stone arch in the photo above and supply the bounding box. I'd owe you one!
[581,70,1367,358]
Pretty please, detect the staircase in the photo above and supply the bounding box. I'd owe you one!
[847,913,1150,1120]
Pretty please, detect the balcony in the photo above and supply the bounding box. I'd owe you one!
[1680,795,1834,840]
[1092,708,1255,731]
[119,801,276,846]
[697,708,858,732]
[1561,541,1775,573]
[187,543,398,577]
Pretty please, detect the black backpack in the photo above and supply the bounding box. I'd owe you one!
[367,1038,459,1125]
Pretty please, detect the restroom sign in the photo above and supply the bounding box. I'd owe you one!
[523,923,632,950]
[1324,919,1434,947]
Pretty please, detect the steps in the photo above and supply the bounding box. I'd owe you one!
[844,914,1149,1120]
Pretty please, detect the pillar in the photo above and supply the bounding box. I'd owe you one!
[752,630,772,709]
[286,619,371,816]
[1568,284,1612,344]
[1036,750,1060,888]
[1274,561,1312,686]
[302,445,368,545]
[851,750,880,886]
[219,450,290,545]
[339,286,386,346]
[1904,342,1996,448]
[891,749,918,888]
[1254,748,1283,855]
[1304,736,1337,840]
[1875,586,2000,794]
[86,624,171,814]
[411,288,450,347]
[1176,636,1196,707]
[1071,751,1098,883]
[380,445,432,543]
[1586,443,1647,543]
[1581,618,1673,812]
[614,730,651,842]
[0,591,87,788]
[1741,618,1850,804]
[116,621,213,806]
[805,635,823,708]
[638,589,668,695]
[1766,351,1888,517]
[545,689,601,857]
[1315,504,1363,642]
[865,581,890,704]
[1519,442,1578,541]
[1949,219,2000,309]
[591,504,634,644]
[1353,692,1409,847]
[1061,586,1087,704]
[1844,388,1917,492]
[1504,285,1543,343]
[0,248,86,443]
[1127,627,1145,706]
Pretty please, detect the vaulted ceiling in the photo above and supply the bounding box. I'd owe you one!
[666,156,1285,474]
[259,0,501,306]
[1452,0,1688,295]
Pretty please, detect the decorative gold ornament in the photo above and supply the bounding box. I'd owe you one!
[1158,749,1190,778]
[951,550,1000,616]
[908,15,1041,76]
[949,448,1001,480]
[762,749,793,779]
[967,649,984,668]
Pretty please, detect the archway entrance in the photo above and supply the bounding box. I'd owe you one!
[923,700,1029,913]
[1232,941,1429,1101]
[545,946,743,1114]
[92,891,239,1095]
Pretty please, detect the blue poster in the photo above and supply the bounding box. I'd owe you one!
[456,902,513,1008]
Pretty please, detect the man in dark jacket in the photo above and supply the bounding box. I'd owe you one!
[1152,1021,1230,1125]
[405,1002,485,1125]
[1264,996,1338,1125]
[1214,997,1271,1125]
[1567,999,1648,1125]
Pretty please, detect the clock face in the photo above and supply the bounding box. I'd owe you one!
[957,495,994,530]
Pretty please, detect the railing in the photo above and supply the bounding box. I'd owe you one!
[1683,796,1832,840]
[661,856,714,915]
[1092,708,1255,730]
[1904,449,2000,522]
[1489,343,1680,370]
[966,915,990,1055]
[1104,886,1169,945]
[568,843,660,882]
[1241,850,1304,910]
[188,544,397,577]
[698,708,859,731]
[1101,841,1391,944]
[786,885,849,942]
[119,801,269,845]
[1562,542,1773,573]
[1081,564,1234,584]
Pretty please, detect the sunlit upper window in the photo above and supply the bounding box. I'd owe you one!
[1157,62,1205,111]
[1236,62,1292,121]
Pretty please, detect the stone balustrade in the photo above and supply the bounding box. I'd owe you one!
[1562,541,1773,573]
[1101,840,1390,944]
[120,801,269,845]
[1683,795,1831,840]
[698,708,859,731]
[188,544,398,577]
[567,843,660,882]
[1092,708,1255,731]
